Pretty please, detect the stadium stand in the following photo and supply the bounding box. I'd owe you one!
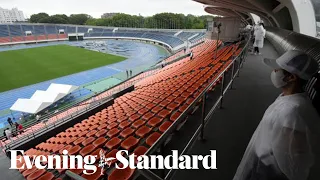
[0,24,205,50]
[10,40,242,180]
[9,25,23,42]
[0,25,10,43]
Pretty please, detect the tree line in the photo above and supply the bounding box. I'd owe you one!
[29,13,211,29]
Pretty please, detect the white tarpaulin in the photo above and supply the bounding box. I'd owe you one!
[10,99,51,114]
[10,83,79,114]
[30,90,66,103]
[46,83,78,94]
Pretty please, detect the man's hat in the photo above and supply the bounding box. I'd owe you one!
[263,50,319,80]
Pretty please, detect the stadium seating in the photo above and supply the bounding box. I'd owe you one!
[34,25,46,36]
[177,32,197,40]
[0,24,10,43]
[13,40,241,180]
[45,25,57,34]
[0,24,205,49]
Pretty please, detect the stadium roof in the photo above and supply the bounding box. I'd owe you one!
[10,99,51,114]
[10,83,78,114]
[46,83,79,94]
[30,90,67,103]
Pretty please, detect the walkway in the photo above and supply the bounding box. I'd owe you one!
[172,40,282,179]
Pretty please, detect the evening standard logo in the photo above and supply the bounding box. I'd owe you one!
[10,150,217,175]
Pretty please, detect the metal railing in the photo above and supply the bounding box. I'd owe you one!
[137,37,250,180]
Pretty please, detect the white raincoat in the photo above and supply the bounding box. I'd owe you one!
[253,25,266,48]
[233,93,320,180]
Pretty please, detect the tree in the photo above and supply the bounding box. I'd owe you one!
[51,14,69,23]
[69,14,92,25]
[30,13,49,23]
[39,16,68,24]
[83,13,211,29]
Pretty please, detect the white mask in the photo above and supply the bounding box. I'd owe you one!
[271,70,287,88]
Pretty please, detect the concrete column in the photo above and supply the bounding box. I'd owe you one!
[280,0,317,37]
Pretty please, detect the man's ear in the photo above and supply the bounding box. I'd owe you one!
[284,73,298,83]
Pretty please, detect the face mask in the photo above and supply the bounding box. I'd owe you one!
[271,70,287,88]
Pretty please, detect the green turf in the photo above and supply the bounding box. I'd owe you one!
[0,45,126,92]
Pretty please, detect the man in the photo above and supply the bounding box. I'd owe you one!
[253,21,266,55]
[7,117,13,127]
[233,50,320,180]
[190,51,194,60]
[5,128,12,141]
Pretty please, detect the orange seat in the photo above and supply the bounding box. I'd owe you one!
[132,120,145,129]
[105,137,121,149]
[89,125,99,131]
[179,104,189,112]
[73,137,86,146]
[90,148,103,161]
[133,146,148,157]
[37,172,54,180]
[108,164,135,180]
[129,114,140,121]
[120,127,135,138]
[151,106,163,114]
[138,108,148,115]
[22,166,37,177]
[121,136,140,151]
[167,102,179,111]
[86,130,98,137]
[158,109,171,118]
[97,124,108,130]
[119,121,131,129]
[107,122,118,129]
[82,137,95,146]
[107,128,120,138]
[93,137,107,148]
[146,132,161,146]
[159,121,172,133]
[95,129,108,137]
[27,169,46,180]
[142,112,154,120]
[160,100,170,107]
[59,145,73,154]
[135,126,152,138]
[147,117,163,127]
[117,116,128,123]
[65,137,77,145]
[105,149,118,166]
[68,145,81,155]
[170,111,182,122]
[77,131,88,137]
[146,103,156,110]
[80,144,96,156]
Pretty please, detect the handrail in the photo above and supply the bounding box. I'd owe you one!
[138,36,251,180]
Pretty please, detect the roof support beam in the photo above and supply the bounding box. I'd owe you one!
[245,0,280,27]
[272,3,285,13]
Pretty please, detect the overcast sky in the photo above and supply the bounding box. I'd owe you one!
[1,0,209,18]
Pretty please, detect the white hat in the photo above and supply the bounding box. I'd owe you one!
[263,50,319,80]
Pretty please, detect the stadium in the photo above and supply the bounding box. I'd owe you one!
[0,0,319,180]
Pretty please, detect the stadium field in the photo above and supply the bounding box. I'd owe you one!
[0,45,126,92]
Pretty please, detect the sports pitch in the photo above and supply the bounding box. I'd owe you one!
[0,45,126,92]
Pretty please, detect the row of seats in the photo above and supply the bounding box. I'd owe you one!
[16,40,241,180]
